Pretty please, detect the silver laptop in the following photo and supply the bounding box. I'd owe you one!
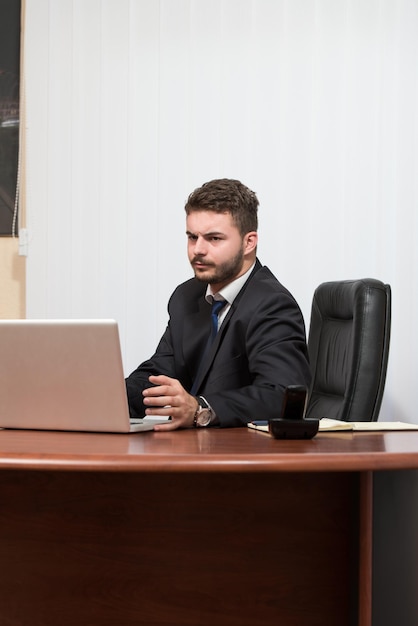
[0,319,168,433]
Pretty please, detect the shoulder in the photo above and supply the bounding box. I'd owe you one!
[172,276,206,297]
[245,262,297,301]
[168,276,206,312]
[234,263,304,324]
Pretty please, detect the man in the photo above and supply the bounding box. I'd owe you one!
[126,178,311,430]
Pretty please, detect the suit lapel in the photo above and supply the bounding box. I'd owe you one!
[183,296,211,369]
[188,260,263,393]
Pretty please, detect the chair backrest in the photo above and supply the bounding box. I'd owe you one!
[305,278,391,422]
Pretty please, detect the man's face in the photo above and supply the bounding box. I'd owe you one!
[186,210,257,292]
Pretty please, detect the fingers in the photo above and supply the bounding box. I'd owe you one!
[153,419,185,431]
[143,376,176,409]
[142,375,197,429]
[148,374,174,388]
[144,375,177,401]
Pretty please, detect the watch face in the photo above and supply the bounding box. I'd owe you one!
[197,408,212,427]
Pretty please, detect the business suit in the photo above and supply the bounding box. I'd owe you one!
[126,259,311,427]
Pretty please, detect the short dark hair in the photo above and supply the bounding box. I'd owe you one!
[185,178,259,236]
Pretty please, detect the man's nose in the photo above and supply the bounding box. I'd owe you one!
[194,236,207,255]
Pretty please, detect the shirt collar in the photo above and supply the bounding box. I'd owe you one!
[205,262,256,305]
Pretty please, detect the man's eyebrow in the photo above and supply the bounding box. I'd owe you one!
[186,230,225,237]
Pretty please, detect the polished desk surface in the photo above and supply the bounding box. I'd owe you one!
[0,426,418,472]
[1,427,417,626]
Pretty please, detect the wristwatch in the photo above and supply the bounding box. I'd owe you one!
[193,396,213,427]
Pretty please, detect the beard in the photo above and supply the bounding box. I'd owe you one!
[192,245,245,286]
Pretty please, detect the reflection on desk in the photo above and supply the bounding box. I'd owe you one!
[0,426,418,472]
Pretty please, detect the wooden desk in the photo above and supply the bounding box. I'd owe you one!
[0,427,417,626]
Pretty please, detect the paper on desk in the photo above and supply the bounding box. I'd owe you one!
[248,419,418,433]
[319,418,418,431]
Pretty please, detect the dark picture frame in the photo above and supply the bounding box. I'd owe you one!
[0,0,21,236]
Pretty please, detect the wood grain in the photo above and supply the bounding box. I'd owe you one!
[0,428,417,624]
[0,427,417,472]
[0,469,358,626]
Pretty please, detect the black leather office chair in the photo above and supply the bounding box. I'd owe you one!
[305,278,391,422]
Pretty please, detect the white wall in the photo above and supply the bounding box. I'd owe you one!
[24,0,418,423]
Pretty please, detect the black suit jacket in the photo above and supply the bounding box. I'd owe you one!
[126,259,311,427]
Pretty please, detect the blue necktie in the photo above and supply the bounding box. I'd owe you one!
[210,299,226,340]
[190,298,226,395]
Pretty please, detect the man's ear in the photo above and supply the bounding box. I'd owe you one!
[244,231,258,255]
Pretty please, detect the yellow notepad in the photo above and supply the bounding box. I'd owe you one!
[319,418,418,431]
[248,419,418,433]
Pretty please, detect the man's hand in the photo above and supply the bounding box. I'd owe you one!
[142,375,198,430]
